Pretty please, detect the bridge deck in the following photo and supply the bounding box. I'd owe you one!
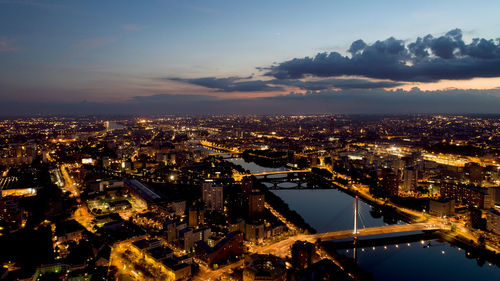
[256,223,448,257]
[251,169,311,177]
[313,223,446,241]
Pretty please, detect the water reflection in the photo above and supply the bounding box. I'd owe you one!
[223,154,500,280]
[271,189,403,233]
[273,190,500,281]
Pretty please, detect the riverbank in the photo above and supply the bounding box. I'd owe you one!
[308,169,500,252]
[438,230,500,265]
[260,182,317,234]
[227,155,500,280]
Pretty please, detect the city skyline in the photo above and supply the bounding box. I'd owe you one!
[1,114,499,280]
[1,0,500,114]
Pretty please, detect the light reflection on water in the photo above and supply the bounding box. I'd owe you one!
[228,156,500,281]
[272,189,500,281]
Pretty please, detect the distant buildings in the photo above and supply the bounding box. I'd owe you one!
[0,144,35,166]
[202,180,223,212]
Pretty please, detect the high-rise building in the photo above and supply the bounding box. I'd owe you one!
[202,181,223,212]
[249,192,265,220]
[402,167,418,192]
[381,171,399,197]
[188,206,205,227]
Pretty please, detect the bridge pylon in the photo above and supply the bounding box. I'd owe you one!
[353,196,359,239]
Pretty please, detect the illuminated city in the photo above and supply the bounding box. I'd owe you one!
[1,1,500,281]
[0,115,499,280]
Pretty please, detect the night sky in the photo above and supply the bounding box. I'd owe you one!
[1,0,500,115]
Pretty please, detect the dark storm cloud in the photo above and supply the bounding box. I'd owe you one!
[265,29,500,82]
[168,77,284,92]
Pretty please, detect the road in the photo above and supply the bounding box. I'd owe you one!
[264,202,299,233]
[60,164,79,197]
[192,260,244,281]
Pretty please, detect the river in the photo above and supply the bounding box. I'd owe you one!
[224,154,500,281]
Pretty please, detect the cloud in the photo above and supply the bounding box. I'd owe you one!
[271,78,403,91]
[168,77,285,92]
[265,29,500,82]
[122,24,146,31]
[260,87,500,114]
[167,75,402,93]
[0,37,19,52]
[72,37,116,56]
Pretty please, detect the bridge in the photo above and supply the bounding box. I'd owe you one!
[208,152,240,156]
[256,195,449,260]
[233,169,311,185]
[250,169,311,177]
[199,140,240,154]
[232,169,311,182]
[256,222,448,257]
[312,222,446,241]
